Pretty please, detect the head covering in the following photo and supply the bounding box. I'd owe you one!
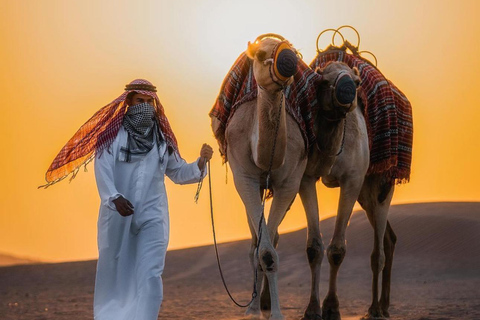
[41,79,178,188]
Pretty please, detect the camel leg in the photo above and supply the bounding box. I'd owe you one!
[245,217,264,318]
[323,177,364,320]
[259,185,300,319]
[258,227,280,319]
[298,175,324,320]
[358,174,395,319]
[232,172,284,320]
[379,221,396,317]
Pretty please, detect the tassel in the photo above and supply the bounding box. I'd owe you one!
[225,164,228,184]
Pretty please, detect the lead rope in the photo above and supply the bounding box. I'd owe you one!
[194,93,285,308]
[207,159,259,307]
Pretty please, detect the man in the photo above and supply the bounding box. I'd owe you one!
[42,79,213,319]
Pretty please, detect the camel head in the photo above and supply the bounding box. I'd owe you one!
[315,61,361,120]
[246,34,299,92]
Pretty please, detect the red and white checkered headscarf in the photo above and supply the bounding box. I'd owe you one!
[41,79,179,188]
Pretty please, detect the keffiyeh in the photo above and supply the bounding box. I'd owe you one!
[41,79,178,188]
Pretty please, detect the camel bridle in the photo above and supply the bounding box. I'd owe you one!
[254,34,299,91]
[316,70,359,157]
[319,69,358,122]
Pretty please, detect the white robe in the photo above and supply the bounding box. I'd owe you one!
[93,126,205,320]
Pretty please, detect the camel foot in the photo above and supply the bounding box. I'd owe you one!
[268,313,285,320]
[245,306,262,319]
[379,302,390,318]
[360,307,386,320]
[301,312,322,320]
[360,314,386,320]
[322,294,340,320]
[261,308,271,320]
[302,299,322,320]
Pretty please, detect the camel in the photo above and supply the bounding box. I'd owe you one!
[211,35,307,320]
[299,61,397,320]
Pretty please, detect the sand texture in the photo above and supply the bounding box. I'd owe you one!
[1,202,479,320]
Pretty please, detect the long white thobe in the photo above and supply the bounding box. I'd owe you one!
[93,126,205,320]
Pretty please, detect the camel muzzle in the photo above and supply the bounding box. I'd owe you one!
[334,73,357,107]
[273,41,298,82]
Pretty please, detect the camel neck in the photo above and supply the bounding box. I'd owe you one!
[316,116,345,157]
[253,87,287,171]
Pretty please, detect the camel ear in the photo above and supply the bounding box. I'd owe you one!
[246,41,259,59]
[315,66,325,75]
[352,67,361,86]
[353,67,360,77]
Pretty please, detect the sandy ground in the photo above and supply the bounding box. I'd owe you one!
[1,202,479,320]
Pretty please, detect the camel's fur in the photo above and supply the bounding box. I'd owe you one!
[299,61,397,320]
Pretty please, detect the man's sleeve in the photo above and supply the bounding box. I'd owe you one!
[94,146,123,210]
[165,152,207,185]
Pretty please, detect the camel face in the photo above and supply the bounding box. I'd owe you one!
[246,38,298,92]
[316,62,361,118]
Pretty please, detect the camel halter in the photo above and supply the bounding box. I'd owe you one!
[319,69,358,122]
[254,34,299,90]
[317,70,358,157]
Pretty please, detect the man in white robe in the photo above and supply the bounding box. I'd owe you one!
[93,89,212,319]
[42,79,212,319]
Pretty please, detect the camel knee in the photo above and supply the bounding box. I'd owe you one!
[260,249,278,273]
[307,237,324,266]
[327,244,346,267]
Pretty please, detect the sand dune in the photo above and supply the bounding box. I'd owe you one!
[1,202,479,320]
[0,254,37,267]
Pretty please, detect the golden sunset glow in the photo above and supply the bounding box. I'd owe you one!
[1,0,479,262]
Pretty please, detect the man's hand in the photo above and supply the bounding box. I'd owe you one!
[112,196,135,217]
[198,143,214,171]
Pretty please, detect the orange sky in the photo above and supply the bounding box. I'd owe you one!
[0,0,479,262]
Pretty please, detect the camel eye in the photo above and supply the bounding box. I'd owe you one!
[256,50,267,62]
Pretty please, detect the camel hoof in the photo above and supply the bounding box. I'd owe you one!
[302,300,322,320]
[380,308,390,318]
[361,310,386,320]
[322,308,341,320]
[301,312,322,320]
[261,308,271,320]
[245,307,262,319]
[269,313,285,320]
[361,315,386,320]
[322,293,340,320]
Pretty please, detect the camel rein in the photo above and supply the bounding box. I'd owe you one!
[194,92,285,308]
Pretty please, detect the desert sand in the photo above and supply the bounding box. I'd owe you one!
[1,202,479,320]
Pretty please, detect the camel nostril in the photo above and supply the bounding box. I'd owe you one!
[335,75,356,105]
[275,49,298,79]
